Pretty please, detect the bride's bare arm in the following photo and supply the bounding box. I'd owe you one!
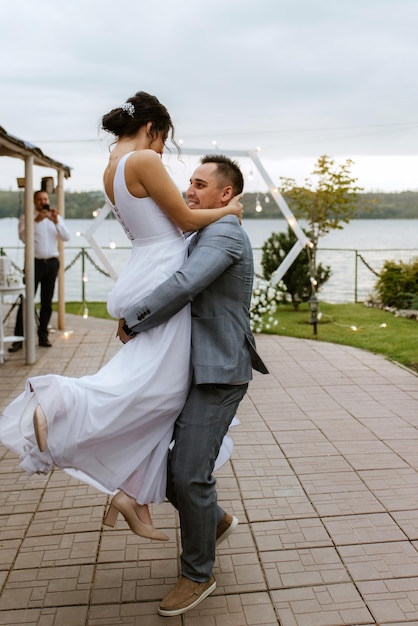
[128,151,243,231]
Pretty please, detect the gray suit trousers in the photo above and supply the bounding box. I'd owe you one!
[166,382,248,582]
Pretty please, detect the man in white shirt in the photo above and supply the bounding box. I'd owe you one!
[9,190,71,351]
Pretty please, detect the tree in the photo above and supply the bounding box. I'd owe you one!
[279,155,363,285]
[261,227,331,310]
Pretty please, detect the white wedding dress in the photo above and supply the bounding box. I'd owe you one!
[0,153,194,504]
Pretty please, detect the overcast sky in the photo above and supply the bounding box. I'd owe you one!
[1,0,418,195]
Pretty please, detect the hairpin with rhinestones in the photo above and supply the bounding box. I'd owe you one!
[121,102,135,118]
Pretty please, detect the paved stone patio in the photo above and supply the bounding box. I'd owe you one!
[1,313,418,625]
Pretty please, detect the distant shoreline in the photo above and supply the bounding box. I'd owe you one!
[0,189,418,220]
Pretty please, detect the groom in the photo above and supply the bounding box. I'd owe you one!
[119,154,268,616]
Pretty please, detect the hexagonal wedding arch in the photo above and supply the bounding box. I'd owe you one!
[83,148,309,286]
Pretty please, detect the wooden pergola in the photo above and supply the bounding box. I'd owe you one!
[0,125,71,364]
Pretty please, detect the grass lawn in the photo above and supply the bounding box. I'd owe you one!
[63,301,114,320]
[263,302,418,373]
[61,301,418,374]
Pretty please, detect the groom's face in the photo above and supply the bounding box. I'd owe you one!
[186,163,232,210]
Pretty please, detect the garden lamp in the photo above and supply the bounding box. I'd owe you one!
[308,294,319,335]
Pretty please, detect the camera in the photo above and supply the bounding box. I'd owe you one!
[42,204,50,211]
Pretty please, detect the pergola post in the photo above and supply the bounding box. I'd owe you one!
[56,168,66,331]
[0,125,71,364]
[23,155,36,365]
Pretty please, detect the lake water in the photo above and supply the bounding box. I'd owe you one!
[1,217,417,304]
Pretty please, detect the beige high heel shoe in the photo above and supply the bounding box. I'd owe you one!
[20,393,48,452]
[104,491,169,541]
[33,405,48,452]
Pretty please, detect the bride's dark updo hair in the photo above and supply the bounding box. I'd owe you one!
[101,91,178,151]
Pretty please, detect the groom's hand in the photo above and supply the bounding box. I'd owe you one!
[117,319,135,344]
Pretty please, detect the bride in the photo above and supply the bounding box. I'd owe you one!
[0,91,242,542]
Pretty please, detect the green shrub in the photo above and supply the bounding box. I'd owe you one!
[261,227,331,310]
[375,258,418,308]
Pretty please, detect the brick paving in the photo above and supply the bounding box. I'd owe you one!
[1,313,418,625]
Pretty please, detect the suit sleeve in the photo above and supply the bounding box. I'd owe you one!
[124,219,243,333]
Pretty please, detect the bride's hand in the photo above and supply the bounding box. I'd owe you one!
[226,193,243,223]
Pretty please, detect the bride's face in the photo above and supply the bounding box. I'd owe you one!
[149,130,168,156]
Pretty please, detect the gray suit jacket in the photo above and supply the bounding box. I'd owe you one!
[124,215,268,384]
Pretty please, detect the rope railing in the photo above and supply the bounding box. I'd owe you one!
[0,247,113,316]
[64,250,83,272]
[2,255,24,276]
[1,247,113,279]
[83,249,112,278]
[1,245,416,304]
[356,253,381,278]
[64,249,112,277]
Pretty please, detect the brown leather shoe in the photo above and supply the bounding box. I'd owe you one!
[216,513,238,546]
[158,576,216,616]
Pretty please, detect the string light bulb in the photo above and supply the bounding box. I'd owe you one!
[109,241,116,250]
[255,199,262,213]
[83,307,89,319]
[82,273,88,283]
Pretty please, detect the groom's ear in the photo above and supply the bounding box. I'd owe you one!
[221,185,233,203]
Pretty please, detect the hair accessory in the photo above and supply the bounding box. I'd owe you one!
[122,102,135,118]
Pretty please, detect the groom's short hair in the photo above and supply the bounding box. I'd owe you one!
[200,155,244,196]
